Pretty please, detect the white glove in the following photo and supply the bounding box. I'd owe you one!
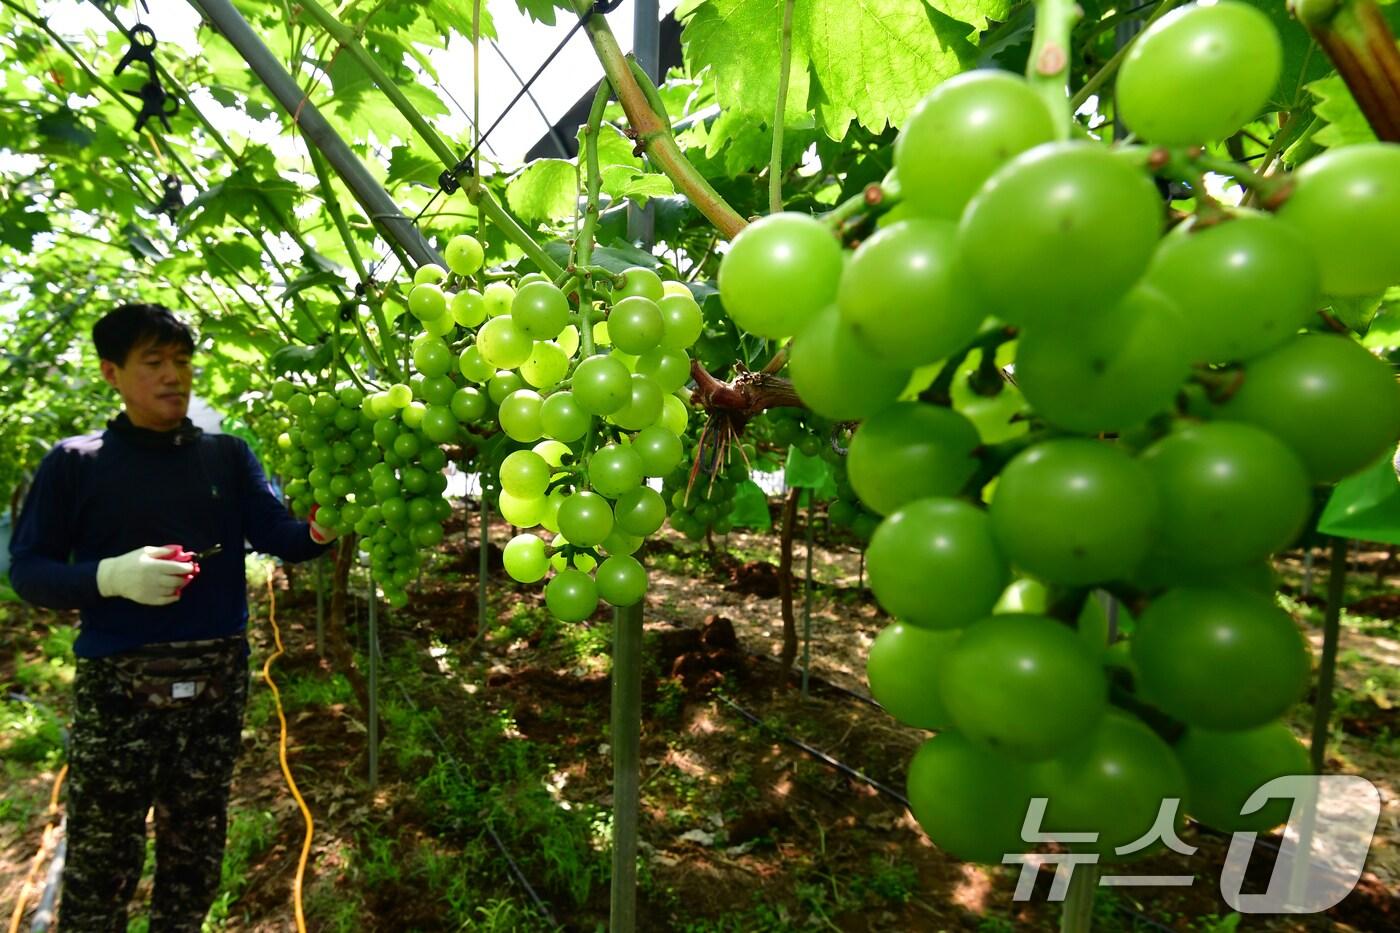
[96,546,194,606]
[308,504,339,545]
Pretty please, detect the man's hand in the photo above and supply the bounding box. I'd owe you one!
[95,546,194,606]
[308,504,339,545]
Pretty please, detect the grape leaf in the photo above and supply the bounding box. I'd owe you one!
[0,199,53,251]
[35,108,94,149]
[1307,74,1379,149]
[514,0,571,26]
[681,0,813,126]
[122,223,163,262]
[926,0,1012,34]
[505,158,577,223]
[387,144,444,187]
[609,169,676,204]
[729,479,774,530]
[588,122,677,204]
[269,342,333,376]
[205,238,264,278]
[540,240,661,274]
[1327,292,1385,335]
[1239,0,1329,110]
[1361,289,1400,350]
[1318,451,1400,545]
[682,0,967,139]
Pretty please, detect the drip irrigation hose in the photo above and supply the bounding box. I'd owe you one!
[715,694,912,808]
[392,684,558,927]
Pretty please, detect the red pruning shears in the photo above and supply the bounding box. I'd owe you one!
[163,543,223,593]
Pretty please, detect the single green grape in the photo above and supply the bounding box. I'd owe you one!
[895,69,1057,220]
[476,316,532,369]
[504,533,549,583]
[1116,1,1282,146]
[541,391,590,441]
[717,212,842,339]
[572,355,632,415]
[500,449,551,498]
[546,569,598,621]
[498,390,545,442]
[596,555,647,606]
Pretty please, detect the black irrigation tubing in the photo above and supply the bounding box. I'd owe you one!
[665,619,1338,882]
[653,616,884,711]
[745,649,884,711]
[714,686,1366,927]
[714,693,912,809]
[712,695,1195,933]
[392,683,559,927]
[710,665,1351,886]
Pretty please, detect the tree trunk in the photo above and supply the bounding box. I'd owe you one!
[778,487,801,674]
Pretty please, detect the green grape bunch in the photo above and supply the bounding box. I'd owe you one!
[713,1,1400,865]
[461,263,702,622]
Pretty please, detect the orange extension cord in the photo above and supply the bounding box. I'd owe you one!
[7,764,67,933]
[261,575,315,933]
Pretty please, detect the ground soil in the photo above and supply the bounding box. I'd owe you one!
[2,507,1398,932]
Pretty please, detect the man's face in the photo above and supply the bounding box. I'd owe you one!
[100,338,193,431]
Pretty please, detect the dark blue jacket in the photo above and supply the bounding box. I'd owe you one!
[8,413,327,657]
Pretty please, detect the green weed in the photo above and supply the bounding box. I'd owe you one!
[204,807,276,929]
[0,697,64,766]
[280,671,355,710]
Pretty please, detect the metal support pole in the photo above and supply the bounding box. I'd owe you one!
[1309,537,1349,774]
[186,0,442,268]
[367,573,380,792]
[626,0,660,246]
[801,489,814,700]
[315,555,326,659]
[609,601,644,933]
[478,495,490,632]
[1059,863,1099,933]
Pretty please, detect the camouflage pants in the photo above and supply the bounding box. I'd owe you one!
[60,638,249,933]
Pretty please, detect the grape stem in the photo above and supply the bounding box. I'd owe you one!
[769,0,797,214]
[919,325,1019,407]
[575,81,613,362]
[1183,152,1292,207]
[1189,364,1246,404]
[821,183,901,235]
[1068,0,1184,114]
[1027,0,1083,138]
[574,0,748,238]
[690,359,804,419]
[1109,678,1187,745]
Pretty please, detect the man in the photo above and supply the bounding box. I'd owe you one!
[8,303,335,932]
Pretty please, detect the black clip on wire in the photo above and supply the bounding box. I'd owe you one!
[438,164,467,196]
[155,173,183,219]
[115,24,179,133]
[127,81,180,132]
[113,24,157,76]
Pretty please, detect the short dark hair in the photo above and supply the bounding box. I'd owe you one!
[92,303,196,364]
